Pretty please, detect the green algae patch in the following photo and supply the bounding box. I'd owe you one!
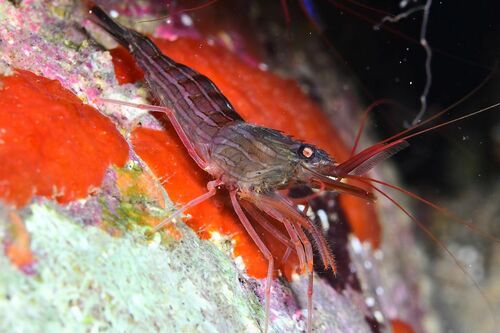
[99,163,177,237]
[0,203,264,332]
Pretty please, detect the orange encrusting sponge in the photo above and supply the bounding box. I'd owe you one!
[4,211,36,270]
[391,319,415,333]
[0,69,129,207]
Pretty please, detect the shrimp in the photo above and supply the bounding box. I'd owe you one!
[89,5,499,333]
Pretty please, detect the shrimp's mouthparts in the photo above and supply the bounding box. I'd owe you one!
[302,166,375,201]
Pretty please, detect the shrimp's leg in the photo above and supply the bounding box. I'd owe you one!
[248,193,315,333]
[241,201,295,249]
[290,220,314,333]
[96,97,208,170]
[260,205,307,273]
[241,201,302,279]
[230,191,273,333]
[153,180,221,233]
[248,193,336,272]
[280,247,293,267]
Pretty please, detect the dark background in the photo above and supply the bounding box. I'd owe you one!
[294,4,500,329]
[304,0,500,197]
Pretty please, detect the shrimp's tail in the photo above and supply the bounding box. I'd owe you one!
[88,5,132,47]
[88,5,178,70]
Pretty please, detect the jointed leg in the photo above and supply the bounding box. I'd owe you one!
[275,194,336,272]
[97,97,208,169]
[291,221,314,333]
[153,180,221,233]
[230,192,274,333]
[241,201,295,249]
[256,195,315,333]
[265,207,307,273]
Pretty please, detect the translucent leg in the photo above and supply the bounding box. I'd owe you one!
[292,221,314,333]
[241,201,295,249]
[230,192,274,333]
[268,208,307,273]
[307,270,314,333]
[96,97,208,170]
[280,247,293,267]
[153,180,221,233]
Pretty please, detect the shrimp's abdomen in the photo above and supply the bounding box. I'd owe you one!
[90,6,243,155]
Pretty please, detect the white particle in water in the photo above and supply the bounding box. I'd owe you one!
[181,14,193,27]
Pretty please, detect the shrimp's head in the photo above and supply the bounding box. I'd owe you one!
[294,144,336,177]
[292,143,375,201]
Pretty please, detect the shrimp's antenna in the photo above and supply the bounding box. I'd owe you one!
[383,101,500,144]
[137,0,219,24]
[336,61,498,176]
[350,99,404,157]
[335,100,500,176]
[351,62,495,153]
[387,58,495,143]
[352,177,497,330]
[346,175,500,245]
[328,0,494,71]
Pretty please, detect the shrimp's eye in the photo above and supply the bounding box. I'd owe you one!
[298,145,315,160]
